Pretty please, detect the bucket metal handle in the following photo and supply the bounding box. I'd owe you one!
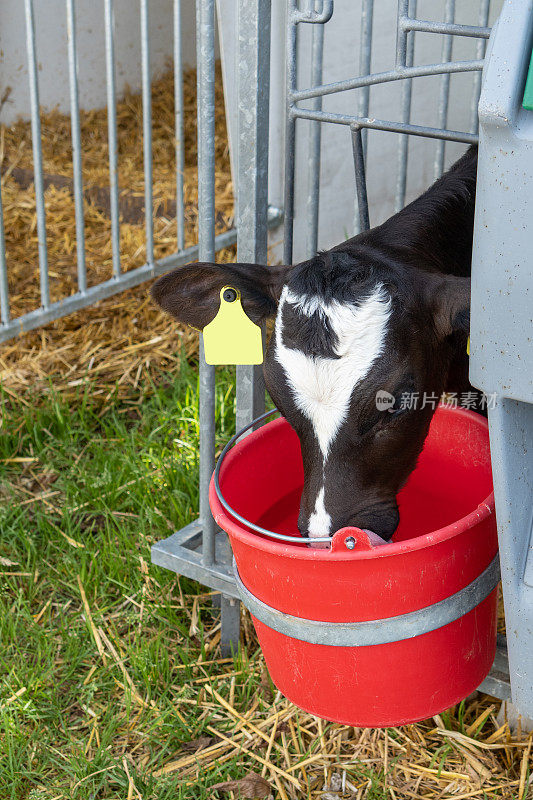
[213,408,336,545]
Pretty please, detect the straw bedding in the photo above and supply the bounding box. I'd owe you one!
[170,594,530,800]
[1,66,531,798]
[0,65,233,403]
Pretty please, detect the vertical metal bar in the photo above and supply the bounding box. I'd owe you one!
[24,0,49,309]
[395,0,409,67]
[358,0,373,155]
[174,0,186,251]
[140,0,154,264]
[232,0,272,656]
[306,3,324,258]
[220,596,241,657]
[283,2,298,265]
[351,127,370,232]
[196,0,217,567]
[354,0,373,233]
[0,181,9,325]
[470,0,490,134]
[395,0,417,212]
[104,0,121,277]
[434,0,456,179]
[66,0,87,294]
[236,0,271,431]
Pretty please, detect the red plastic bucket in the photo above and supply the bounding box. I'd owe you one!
[209,406,499,727]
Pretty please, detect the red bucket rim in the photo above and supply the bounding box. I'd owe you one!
[209,405,495,561]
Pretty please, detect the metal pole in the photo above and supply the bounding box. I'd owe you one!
[395,0,409,67]
[228,0,272,656]
[24,0,49,309]
[306,5,324,258]
[470,0,490,134]
[358,0,374,151]
[236,0,271,433]
[434,0,456,179]
[66,0,87,294]
[292,59,484,103]
[174,0,186,251]
[351,127,370,232]
[104,0,121,278]
[354,0,373,232]
[140,0,154,265]
[283,1,298,265]
[291,106,478,143]
[220,595,240,657]
[0,179,9,325]
[196,0,217,568]
[395,0,417,212]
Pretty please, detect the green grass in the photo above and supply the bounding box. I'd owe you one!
[1,360,519,799]
[0,359,262,799]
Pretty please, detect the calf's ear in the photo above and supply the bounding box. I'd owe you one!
[151,261,291,330]
[423,274,470,340]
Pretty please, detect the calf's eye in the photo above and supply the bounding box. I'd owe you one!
[388,405,407,418]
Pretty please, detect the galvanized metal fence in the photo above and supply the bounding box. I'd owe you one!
[0,0,280,344]
[283,0,491,266]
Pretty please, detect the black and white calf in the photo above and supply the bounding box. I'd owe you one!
[152,145,478,543]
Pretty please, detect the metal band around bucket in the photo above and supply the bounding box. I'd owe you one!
[233,555,500,646]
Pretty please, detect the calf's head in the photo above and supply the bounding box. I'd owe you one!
[151,250,469,542]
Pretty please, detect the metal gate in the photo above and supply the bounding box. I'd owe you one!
[0,0,281,343]
[153,0,515,704]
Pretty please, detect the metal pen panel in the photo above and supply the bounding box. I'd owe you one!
[66,0,87,294]
[434,0,456,179]
[140,0,154,265]
[196,0,217,567]
[0,180,9,325]
[174,0,186,252]
[104,0,121,278]
[24,0,49,310]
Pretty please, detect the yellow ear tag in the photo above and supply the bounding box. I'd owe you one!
[467,336,470,356]
[203,286,263,365]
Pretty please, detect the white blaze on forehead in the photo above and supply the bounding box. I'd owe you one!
[274,283,391,458]
[308,486,332,538]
